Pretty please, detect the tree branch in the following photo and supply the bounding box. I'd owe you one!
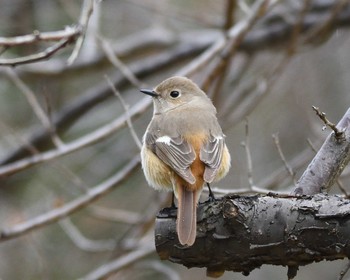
[0,37,209,166]
[0,38,76,66]
[0,156,139,242]
[2,2,350,165]
[293,107,350,195]
[155,107,350,278]
[155,193,350,277]
[0,97,148,178]
[0,26,80,46]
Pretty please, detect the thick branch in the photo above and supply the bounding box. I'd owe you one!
[155,194,350,277]
[293,107,350,195]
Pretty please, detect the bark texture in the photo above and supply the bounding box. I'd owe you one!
[293,108,350,195]
[155,194,350,276]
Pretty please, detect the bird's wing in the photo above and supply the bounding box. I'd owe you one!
[144,132,196,184]
[200,134,224,183]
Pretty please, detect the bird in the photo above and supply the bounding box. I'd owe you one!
[140,76,231,246]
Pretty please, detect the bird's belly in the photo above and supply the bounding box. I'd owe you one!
[141,146,173,191]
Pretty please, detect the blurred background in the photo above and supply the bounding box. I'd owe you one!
[0,0,350,279]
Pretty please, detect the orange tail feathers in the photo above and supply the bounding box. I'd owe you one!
[176,185,200,246]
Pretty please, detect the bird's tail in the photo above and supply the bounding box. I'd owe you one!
[176,184,199,246]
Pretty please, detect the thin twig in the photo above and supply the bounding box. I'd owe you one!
[0,26,80,46]
[105,76,142,150]
[0,96,150,177]
[258,141,318,191]
[0,109,92,194]
[0,120,39,156]
[272,133,297,186]
[5,68,65,148]
[219,55,254,118]
[202,0,279,90]
[59,218,116,252]
[0,38,75,66]
[179,0,278,77]
[306,138,318,153]
[81,245,155,280]
[99,37,144,88]
[0,156,140,242]
[0,33,209,165]
[240,119,255,189]
[221,21,295,131]
[203,0,236,104]
[312,106,345,140]
[293,107,350,195]
[3,3,348,163]
[67,0,95,65]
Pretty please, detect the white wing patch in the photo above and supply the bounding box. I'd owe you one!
[156,136,172,145]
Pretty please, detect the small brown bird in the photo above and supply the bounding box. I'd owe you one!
[140,76,231,246]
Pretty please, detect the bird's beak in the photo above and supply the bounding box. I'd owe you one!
[140,89,159,97]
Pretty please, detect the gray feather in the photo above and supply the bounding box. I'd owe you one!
[200,134,224,183]
[144,132,196,184]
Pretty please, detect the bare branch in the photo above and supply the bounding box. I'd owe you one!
[307,138,349,197]
[0,26,80,46]
[0,37,208,166]
[0,97,149,177]
[2,3,350,164]
[178,0,278,77]
[0,38,76,66]
[272,133,297,186]
[5,68,64,148]
[67,0,95,65]
[81,245,155,280]
[202,0,279,90]
[105,76,142,150]
[155,194,350,276]
[0,156,139,242]
[293,107,350,195]
[257,145,314,190]
[240,119,255,189]
[100,37,144,88]
[59,218,116,252]
[312,106,345,140]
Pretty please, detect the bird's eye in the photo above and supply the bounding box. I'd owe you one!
[170,91,180,98]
